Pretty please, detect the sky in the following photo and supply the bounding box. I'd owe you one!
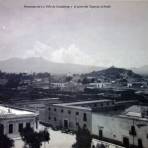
[0,0,148,68]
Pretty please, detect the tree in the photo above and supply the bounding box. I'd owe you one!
[82,77,89,84]
[74,126,92,148]
[20,126,50,148]
[65,76,73,82]
[39,129,50,142]
[6,73,21,89]
[0,134,14,148]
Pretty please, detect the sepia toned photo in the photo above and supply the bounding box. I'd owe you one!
[0,0,148,148]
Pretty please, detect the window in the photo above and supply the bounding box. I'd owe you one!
[9,124,13,134]
[113,134,116,138]
[26,122,30,128]
[48,107,51,111]
[129,125,136,136]
[76,112,79,115]
[54,117,56,121]
[147,111,148,116]
[19,123,23,132]
[68,110,71,114]
[83,123,87,128]
[48,116,51,120]
[76,122,79,127]
[61,109,64,113]
[36,120,38,129]
[94,104,97,107]
[83,113,87,122]
[54,108,57,112]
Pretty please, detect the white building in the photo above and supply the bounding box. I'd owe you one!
[92,105,148,148]
[0,105,39,138]
[46,100,114,131]
[45,99,148,148]
[14,98,61,124]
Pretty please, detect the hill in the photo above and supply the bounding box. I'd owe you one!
[85,66,143,81]
[0,57,103,74]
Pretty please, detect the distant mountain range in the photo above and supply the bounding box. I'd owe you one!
[0,57,103,74]
[0,57,148,75]
[132,66,148,75]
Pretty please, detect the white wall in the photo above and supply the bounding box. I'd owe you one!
[48,105,92,131]
[92,113,148,148]
[1,116,37,137]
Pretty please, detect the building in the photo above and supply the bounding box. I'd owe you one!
[92,105,148,148]
[0,105,39,138]
[50,82,84,92]
[0,78,8,86]
[47,100,115,131]
[32,77,50,89]
[50,82,66,90]
[86,83,103,89]
[14,98,61,123]
[45,99,148,148]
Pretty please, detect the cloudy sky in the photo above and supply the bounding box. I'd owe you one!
[0,0,148,68]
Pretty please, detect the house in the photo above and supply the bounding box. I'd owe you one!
[0,105,39,138]
[45,99,148,148]
[46,100,114,131]
[0,78,8,86]
[13,98,61,124]
[92,105,148,148]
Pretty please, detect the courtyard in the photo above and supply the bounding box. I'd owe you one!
[13,124,124,148]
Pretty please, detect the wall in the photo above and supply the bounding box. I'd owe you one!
[0,116,38,138]
[92,113,148,148]
[48,105,92,131]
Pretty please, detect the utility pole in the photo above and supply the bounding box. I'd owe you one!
[133,119,135,147]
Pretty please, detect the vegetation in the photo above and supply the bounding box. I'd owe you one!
[73,126,92,148]
[20,126,50,148]
[0,133,14,148]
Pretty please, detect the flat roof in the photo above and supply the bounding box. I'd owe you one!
[0,105,37,118]
[92,105,148,121]
[56,105,92,111]
[54,99,111,106]
[92,111,148,122]
[119,114,148,121]
[52,99,111,111]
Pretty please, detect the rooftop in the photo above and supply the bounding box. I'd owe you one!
[54,105,92,111]
[95,105,148,121]
[54,99,111,106]
[0,105,37,118]
[53,99,112,111]
[120,105,148,120]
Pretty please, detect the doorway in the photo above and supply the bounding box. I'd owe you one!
[123,137,129,148]
[0,124,4,135]
[99,129,103,139]
[138,139,143,148]
[64,120,68,129]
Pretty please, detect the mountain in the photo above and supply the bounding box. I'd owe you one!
[85,66,143,81]
[132,65,148,75]
[0,57,104,74]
